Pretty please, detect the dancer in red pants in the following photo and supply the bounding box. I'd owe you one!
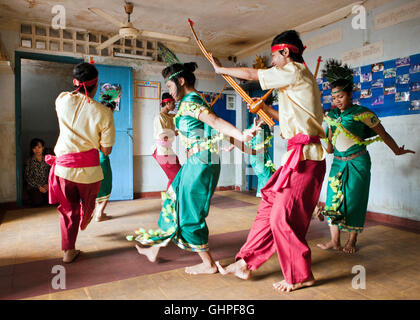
[152,92,181,190]
[47,62,115,263]
[209,30,326,292]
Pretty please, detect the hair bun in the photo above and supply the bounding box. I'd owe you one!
[183,62,198,73]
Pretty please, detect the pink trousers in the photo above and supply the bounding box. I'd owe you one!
[236,159,326,284]
[152,150,181,190]
[56,177,101,250]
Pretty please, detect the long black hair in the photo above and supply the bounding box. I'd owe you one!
[162,62,198,93]
[73,62,98,92]
[271,30,305,63]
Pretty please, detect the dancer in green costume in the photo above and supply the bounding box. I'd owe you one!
[247,122,275,197]
[224,120,275,197]
[128,62,261,275]
[94,83,120,222]
[317,60,415,254]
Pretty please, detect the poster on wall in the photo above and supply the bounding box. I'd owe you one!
[135,81,161,100]
[99,83,122,111]
[319,52,420,117]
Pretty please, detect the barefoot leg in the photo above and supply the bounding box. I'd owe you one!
[313,205,324,221]
[94,200,111,222]
[273,277,315,293]
[185,251,218,275]
[317,225,341,250]
[215,259,251,280]
[63,249,81,263]
[135,244,160,262]
[343,232,358,254]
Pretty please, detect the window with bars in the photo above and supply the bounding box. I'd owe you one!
[19,23,163,61]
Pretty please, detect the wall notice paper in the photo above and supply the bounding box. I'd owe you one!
[136,81,160,100]
[304,28,342,52]
[342,41,384,66]
[374,0,420,30]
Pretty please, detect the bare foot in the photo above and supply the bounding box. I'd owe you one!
[95,213,112,222]
[185,262,218,275]
[215,259,251,280]
[273,278,315,292]
[342,240,357,254]
[135,244,160,262]
[317,241,341,251]
[63,249,81,263]
[313,205,324,221]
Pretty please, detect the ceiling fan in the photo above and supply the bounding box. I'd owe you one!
[88,2,190,51]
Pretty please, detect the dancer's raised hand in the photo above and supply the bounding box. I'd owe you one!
[242,118,263,142]
[395,145,415,155]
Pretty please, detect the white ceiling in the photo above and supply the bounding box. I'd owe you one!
[0,0,391,58]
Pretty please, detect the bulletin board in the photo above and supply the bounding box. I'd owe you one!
[135,80,161,100]
[318,53,420,117]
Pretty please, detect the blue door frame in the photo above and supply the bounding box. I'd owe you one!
[14,52,83,206]
[93,64,133,201]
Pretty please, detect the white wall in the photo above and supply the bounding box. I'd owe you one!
[0,70,16,202]
[132,53,237,193]
[240,0,420,220]
[0,24,19,203]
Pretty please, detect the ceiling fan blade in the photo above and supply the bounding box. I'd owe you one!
[96,34,123,51]
[140,31,189,43]
[88,8,124,28]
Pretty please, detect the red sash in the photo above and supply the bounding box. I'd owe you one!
[45,149,100,204]
[271,133,320,191]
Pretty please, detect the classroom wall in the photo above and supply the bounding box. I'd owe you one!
[0,23,18,203]
[240,0,420,221]
[0,69,16,203]
[0,22,237,202]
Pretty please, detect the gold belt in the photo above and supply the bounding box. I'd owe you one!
[334,149,367,161]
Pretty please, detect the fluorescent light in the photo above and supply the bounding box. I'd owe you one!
[113,52,153,61]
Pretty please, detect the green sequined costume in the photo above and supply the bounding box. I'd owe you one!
[128,92,222,252]
[322,105,382,233]
[96,150,112,202]
[246,124,276,197]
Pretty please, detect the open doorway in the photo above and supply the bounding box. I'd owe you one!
[15,52,82,206]
[20,59,76,206]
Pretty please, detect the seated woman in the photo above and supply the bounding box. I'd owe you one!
[24,138,50,206]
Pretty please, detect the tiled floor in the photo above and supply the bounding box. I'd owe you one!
[0,191,419,300]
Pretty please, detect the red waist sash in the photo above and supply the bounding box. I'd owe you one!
[45,148,100,204]
[271,133,320,191]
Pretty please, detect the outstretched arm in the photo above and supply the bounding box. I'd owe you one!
[371,123,415,155]
[198,111,262,142]
[225,136,263,155]
[209,53,259,81]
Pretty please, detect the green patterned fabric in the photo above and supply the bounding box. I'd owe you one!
[96,150,112,202]
[128,92,221,251]
[322,105,382,233]
[246,124,275,197]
